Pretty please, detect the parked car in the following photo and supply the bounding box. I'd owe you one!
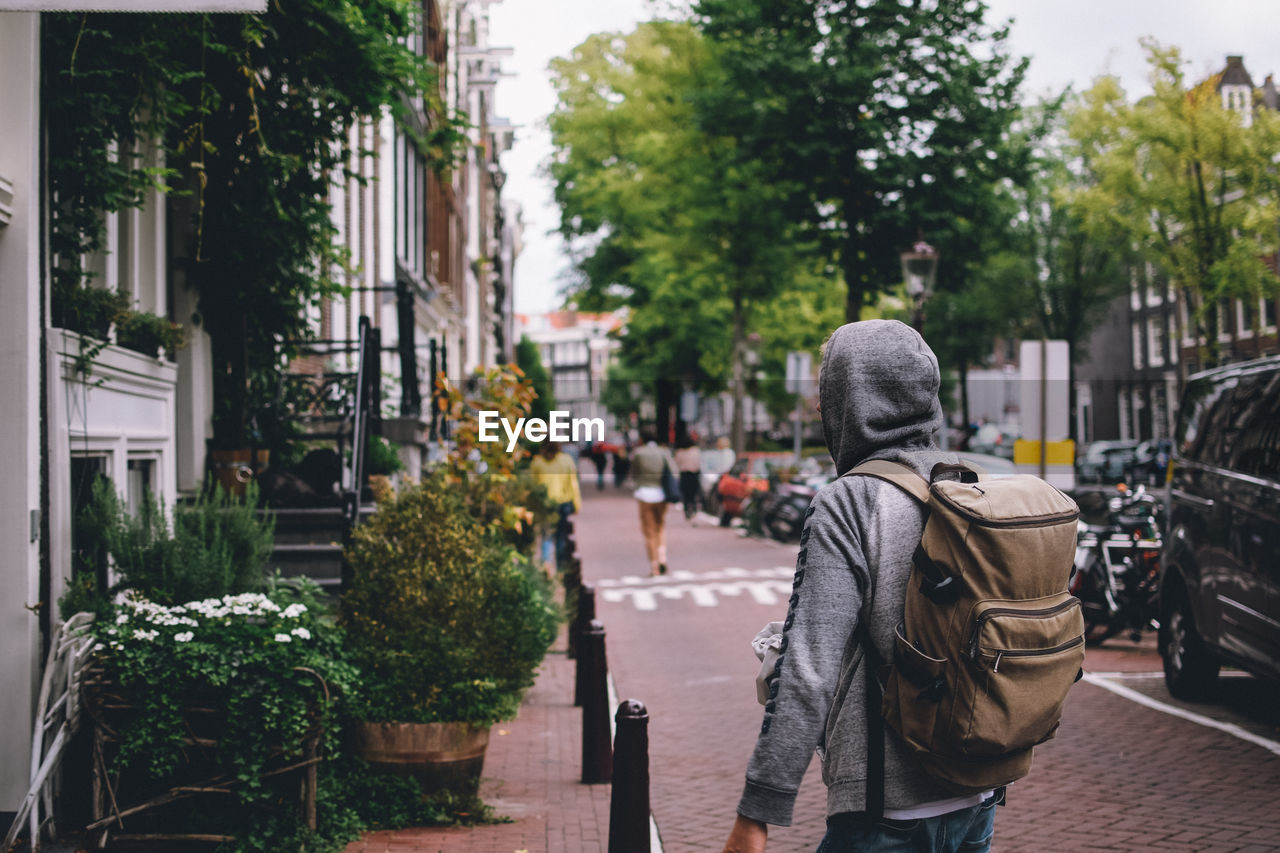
[1159,355,1280,699]
[954,450,1018,478]
[1076,440,1140,484]
[967,423,1020,459]
[714,452,791,526]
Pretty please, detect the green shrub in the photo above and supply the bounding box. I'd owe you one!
[365,434,405,476]
[342,473,559,725]
[83,477,275,605]
[115,309,186,358]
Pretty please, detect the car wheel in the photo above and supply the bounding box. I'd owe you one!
[1161,583,1220,701]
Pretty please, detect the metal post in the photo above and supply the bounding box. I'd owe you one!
[576,584,593,696]
[609,700,651,853]
[580,620,612,784]
[793,397,802,465]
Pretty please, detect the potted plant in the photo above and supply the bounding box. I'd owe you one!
[51,282,130,340]
[115,309,186,359]
[341,472,558,793]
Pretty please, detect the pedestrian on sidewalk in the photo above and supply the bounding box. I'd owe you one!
[630,427,677,576]
[722,320,998,853]
[589,440,610,490]
[674,435,703,522]
[529,441,581,569]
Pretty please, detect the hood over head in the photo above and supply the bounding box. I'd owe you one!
[820,320,943,475]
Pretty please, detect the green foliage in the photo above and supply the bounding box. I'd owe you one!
[342,473,559,725]
[693,0,1031,321]
[548,21,834,447]
[115,309,187,359]
[329,759,505,830]
[365,435,405,477]
[42,3,469,447]
[84,478,275,605]
[1064,41,1280,366]
[51,283,131,340]
[515,335,556,423]
[83,579,359,852]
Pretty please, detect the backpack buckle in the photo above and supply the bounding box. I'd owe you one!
[920,573,960,604]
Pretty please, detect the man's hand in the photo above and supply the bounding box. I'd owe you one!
[722,814,767,853]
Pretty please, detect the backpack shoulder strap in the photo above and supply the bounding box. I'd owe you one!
[845,459,931,504]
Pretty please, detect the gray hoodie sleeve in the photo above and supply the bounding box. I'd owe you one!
[737,488,868,826]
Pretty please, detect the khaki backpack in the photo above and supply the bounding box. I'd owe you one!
[850,460,1084,802]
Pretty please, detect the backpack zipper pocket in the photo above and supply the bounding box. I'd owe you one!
[991,635,1085,672]
[967,598,1081,661]
[933,487,1079,529]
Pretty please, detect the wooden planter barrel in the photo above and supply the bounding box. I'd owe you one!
[355,721,490,795]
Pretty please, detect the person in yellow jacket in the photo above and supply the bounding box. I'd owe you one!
[529,442,582,568]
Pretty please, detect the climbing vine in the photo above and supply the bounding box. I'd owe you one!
[43,1,469,444]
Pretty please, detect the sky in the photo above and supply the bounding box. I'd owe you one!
[488,0,1280,317]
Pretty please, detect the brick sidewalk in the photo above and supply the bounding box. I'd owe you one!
[345,631,613,853]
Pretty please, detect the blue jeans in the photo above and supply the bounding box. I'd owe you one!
[816,795,997,853]
[541,502,575,566]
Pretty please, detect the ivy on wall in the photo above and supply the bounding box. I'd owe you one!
[43,1,468,446]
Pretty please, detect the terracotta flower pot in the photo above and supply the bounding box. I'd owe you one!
[210,448,269,497]
[355,720,490,794]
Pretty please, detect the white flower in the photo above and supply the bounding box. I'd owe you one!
[274,633,292,643]
[92,643,104,652]
[132,629,158,641]
[174,631,194,643]
[115,614,129,625]
[282,603,308,619]
[290,627,311,640]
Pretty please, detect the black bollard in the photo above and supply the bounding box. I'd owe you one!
[580,619,613,784]
[570,581,595,667]
[608,700,651,853]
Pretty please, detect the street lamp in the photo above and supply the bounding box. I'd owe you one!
[900,239,939,331]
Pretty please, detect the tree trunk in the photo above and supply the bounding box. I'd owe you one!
[843,243,866,324]
[731,300,746,455]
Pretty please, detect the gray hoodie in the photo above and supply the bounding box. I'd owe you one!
[738,319,961,826]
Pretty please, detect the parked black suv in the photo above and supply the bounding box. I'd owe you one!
[1160,355,1280,699]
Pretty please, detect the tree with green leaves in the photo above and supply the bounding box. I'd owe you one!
[515,335,556,424]
[548,21,837,450]
[692,0,1031,323]
[1064,41,1280,368]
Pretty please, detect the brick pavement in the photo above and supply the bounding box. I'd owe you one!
[345,631,612,853]
[575,487,1280,853]
[346,480,1280,853]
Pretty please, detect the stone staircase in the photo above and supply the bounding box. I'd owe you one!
[265,504,375,590]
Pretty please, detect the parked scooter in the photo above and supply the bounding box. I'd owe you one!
[1069,483,1163,645]
[753,462,832,543]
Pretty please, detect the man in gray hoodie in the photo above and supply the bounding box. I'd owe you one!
[722,320,998,853]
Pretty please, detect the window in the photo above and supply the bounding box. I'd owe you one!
[127,458,156,517]
[1132,321,1144,370]
[1148,316,1165,367]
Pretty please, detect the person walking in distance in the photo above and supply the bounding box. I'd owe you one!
[589,441,609,491]
[528,442,582,570]
[674,435,703,522]
[630,427,677,576]
[722,320,999,853]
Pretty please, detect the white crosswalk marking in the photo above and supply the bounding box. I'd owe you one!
[596,567,796,611]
